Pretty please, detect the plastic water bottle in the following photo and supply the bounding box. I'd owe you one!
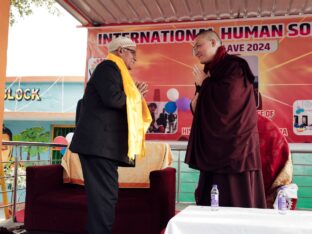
[278,187,287,214]
[211,184,219,211]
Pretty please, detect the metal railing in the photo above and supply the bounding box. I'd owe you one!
[165,141,312,204]
[1,140,311,222]
[0,141,68,222]
[166,141,312,153]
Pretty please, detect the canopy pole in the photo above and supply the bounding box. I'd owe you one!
[0,0,11,220]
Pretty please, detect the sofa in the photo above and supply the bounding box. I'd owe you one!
[24,164,176,234]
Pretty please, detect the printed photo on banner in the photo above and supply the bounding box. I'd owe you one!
[147,101,178,134]
[293,100,312,135]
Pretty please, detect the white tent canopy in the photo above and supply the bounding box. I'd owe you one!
[57,0,312,26]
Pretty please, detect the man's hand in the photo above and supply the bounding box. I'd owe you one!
[135,81,148,97]
[193,65,208,86]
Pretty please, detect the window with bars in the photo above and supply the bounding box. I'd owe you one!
[51,125,75,164]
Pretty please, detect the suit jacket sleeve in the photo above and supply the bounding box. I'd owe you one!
[92,62,126,109]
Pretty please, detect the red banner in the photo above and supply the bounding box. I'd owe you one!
[86,16,312,143]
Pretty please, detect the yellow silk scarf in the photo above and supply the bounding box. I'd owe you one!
[107,53,152,160]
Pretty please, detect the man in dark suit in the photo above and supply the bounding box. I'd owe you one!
[70,37,148,234]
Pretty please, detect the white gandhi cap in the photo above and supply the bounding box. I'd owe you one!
[107,36,136,52]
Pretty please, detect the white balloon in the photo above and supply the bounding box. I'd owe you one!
[167,88,179,101]
[65,132,74,144]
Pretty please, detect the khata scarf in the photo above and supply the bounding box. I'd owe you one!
[107,53,152,160]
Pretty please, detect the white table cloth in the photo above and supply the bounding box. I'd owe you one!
[165,206,312,234]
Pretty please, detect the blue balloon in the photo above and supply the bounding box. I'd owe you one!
[164,102,177,114]
[60,147,67,156]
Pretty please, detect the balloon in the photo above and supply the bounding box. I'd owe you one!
[166,88,179,102]
[53,136,68,150]
[176,97,191,112]
[60,147,67,156]
[66,132,74,144]
[164,102,177,114]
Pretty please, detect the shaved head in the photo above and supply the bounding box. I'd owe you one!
[196,30,222,47]
[193,30,223,63]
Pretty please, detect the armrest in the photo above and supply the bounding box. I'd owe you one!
[25,164,64,228]
[26,164,64,198]
[150,167,176,234]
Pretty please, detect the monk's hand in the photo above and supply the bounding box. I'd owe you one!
[192,65,207,86]
[191,93,199,113]
[135,81,148,97]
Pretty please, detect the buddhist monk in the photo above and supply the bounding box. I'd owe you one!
[185,30,266,208]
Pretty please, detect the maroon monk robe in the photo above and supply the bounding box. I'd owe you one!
[185,46,266,208]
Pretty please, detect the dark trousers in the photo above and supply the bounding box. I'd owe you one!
[79,154,119,234]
